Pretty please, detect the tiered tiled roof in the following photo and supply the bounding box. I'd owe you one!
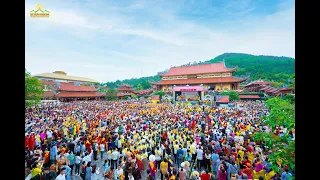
[56,92,102,97]
[155,77,246,85]
[259,85,294,96]
[244,79,271,87]
[239,95,260,99]
[138,88,154,96]
[116,93,132,97]
[58,84,97,92]
[160,62,236,76]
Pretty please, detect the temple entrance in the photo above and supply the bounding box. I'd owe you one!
[207,85,215,91]
[231,84,237,90]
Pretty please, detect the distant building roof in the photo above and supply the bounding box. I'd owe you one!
[152,95,160,100]
[56,92,102,97]
[160,62,236,76]
[58,84,97,92]
[244,79,271,87]
[33,71,99,83]
[239,95,260,99]
[279,87,294,91]
[154,77,245,85]
[259,86,272,91]
[116,93,132,97]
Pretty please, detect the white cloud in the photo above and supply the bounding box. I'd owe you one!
[25,0,295,82]
[25,3,99,29]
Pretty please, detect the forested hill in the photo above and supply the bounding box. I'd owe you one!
[206,53,295,80]
[105,53,295,90]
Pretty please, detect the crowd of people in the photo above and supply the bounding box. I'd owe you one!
[25,100,295,180]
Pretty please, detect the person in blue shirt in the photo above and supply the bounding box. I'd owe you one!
[211,150,220,176]
[281,168,292,180]
[177,146,184,167]
[63,162,72,180]
[49,142,57,166]
[67,151,75,175]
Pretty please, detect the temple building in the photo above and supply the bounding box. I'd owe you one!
[151,62,247,103]
[33,71,99,84]
[152,62,247,92]
[243,79,271,92]
[116,84,135,99]
[35,71,103,101]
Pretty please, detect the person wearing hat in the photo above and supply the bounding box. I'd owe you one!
[42,167,57,180]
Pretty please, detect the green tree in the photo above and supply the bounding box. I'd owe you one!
[131,94,137,99]
[141,80,151,89]
[136,83,143,91]
[153,90,165,99]
[219,90,239,101]
[289,74,295,90]
[25,71,44,107]
[124,96,129,100]
[271,82,283,88]
[283,94,295,103]
[105,87,118,101]
[253,97,295,174]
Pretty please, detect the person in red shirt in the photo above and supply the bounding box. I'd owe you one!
[242,163,253,179]
[25,134,29,149]
[29,133,36,151]
[200,170,211,180]
[241,156,251,169]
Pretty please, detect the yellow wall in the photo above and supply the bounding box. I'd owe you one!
[216,84,231,90]
[223,84,231,90]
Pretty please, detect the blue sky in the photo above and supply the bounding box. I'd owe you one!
[25,0,295,82]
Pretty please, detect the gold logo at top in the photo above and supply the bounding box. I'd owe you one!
[30,4,50,18]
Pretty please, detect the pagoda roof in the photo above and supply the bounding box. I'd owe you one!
[279,87,293,91]
[160,62,236,77]
[244,79,271,87]
[118,87,133,91]
[116,93,132,97]
[266,88,277,93]
[58,84,97,92]
[56,92,102,97]
[259,86,272,91]
[154,77,245,85]
[118,84,131,87]
[239,95,260,99]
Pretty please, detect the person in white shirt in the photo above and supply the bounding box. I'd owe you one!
[111,148,120,169]
[82,151,93,166]
[128,173,135,180]
[100,143,105,160]
[114,165,124,179]
[46,130,53,143]
[196,146,203,170]
[55,167,66,180]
